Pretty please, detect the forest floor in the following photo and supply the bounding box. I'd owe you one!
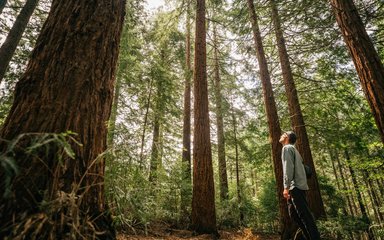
[117,226,280,240]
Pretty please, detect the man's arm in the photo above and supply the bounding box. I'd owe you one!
[282,146,295,190]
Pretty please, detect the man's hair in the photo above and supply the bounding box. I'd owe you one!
[286,131,297,144]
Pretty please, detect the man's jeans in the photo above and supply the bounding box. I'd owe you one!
[288,187,320,240]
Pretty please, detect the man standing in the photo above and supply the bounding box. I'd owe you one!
[279,131,320,240]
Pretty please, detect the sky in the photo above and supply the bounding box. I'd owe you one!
[146,0,165,11]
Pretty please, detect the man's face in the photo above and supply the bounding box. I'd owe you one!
[279,133,288,144]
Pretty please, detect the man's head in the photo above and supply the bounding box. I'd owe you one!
[279,131,297,145]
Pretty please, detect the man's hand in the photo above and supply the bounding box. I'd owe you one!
[283,188,290,200]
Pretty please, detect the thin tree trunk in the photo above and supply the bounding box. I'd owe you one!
[336,149,356,216]
[191,0,217,234]
[232,109,244,224]
[108,75,121,148]
[213,22,229,201]
[270,0,326,219]
[180,0,192,222]
[331,0,384,144]
[0,0,126,238]
[329,148,349,216]
[0,0,39,82]
[149,113,160,183]
[246,0,293,238]
[139,77,154,168]
[345,150,375,240]
[363,170,383,223]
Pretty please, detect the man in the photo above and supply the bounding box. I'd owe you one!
[279,131,320,240]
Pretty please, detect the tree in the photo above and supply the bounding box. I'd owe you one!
[191,0,217,234]
[0,0,39,82]
[180,0,193,221]
[246,0,293,237]
[269,0,326,219]
[212,21,229,201]
[330,0,384,144]
[0,0,126,238]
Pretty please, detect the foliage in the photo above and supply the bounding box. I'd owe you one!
[254,178,279,233]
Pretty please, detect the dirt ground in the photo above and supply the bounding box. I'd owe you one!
[117,228,280,240]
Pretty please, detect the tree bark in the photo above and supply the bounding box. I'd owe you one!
[180,0,192,222]
[0,0,39,83]
[330,0,384,144]
[191,0,217,234]
[0,0,126,238]
[270,0,326,219]
[246,0,293,238]
[213,22,229,201]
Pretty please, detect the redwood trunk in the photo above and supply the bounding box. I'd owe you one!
[180,0,192,221]
[246,0,292,237]
[0,0,125,238]
[191,0,217,234]
[270,0,326,219]
[213,23,229,201]
[331,0,384,144]
[0,0,39,82]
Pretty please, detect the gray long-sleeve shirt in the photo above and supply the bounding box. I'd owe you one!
[282,144,309,191]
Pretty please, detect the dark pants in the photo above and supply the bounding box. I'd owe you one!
[288,188,320,240]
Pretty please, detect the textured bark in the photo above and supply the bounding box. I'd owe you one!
[270,0,326,219]
[246,0,293,238]
[191,0,217,234]
[331,0,384,144]
[180,0,192,221]
[0,0,39,82]
[213,22,229,201]
[0,0,126,238]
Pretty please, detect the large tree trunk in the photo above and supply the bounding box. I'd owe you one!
[212,22,229,201]
[246,0,293,238]
[0,0,126,238]
[180,0,192,222]
[270,0,326,219]
[0,0,39,83]
[330,0,384,144]
[191,0,217,235]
